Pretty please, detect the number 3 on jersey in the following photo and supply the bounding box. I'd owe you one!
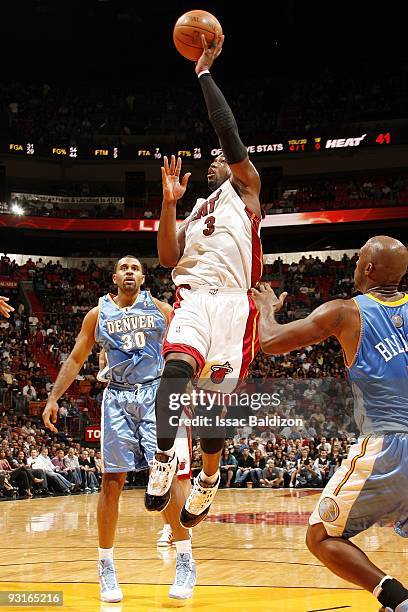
[122,331,146,350]
[203,215,215,236]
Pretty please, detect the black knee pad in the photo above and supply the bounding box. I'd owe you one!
[156,359,194,413]
[156,359,194,451]
[162,359,195,380]
[196,404,226,454]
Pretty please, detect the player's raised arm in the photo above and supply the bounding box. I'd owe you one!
[157,155,191,268]
[42,306,99,432]
[195,35,261,211]
[252,284,350,356]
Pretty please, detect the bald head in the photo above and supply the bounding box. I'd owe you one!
[354,235,408,292]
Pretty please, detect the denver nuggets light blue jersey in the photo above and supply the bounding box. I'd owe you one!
[348,293,408,434]
[95,290,166,386]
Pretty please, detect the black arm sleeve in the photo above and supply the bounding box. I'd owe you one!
[198,72,248,165]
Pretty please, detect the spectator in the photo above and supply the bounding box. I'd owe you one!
[52,449,79,489]
[219,447,237,488]
[0,449,36,498]
[22,380,37,401]
[234,447,255,487]
[312,449,331,486]
[63,447,83,489]
[78,449,99,492]
[249,449,266,487]
[191,449,202,479]
[294,457,319,488]
[31,447,73,494]
[260,459,283,488]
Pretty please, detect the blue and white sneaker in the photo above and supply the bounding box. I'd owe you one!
[168,553,196,599]
[394,517,408,538]
[380,605,408,612]
[98,558,123,602]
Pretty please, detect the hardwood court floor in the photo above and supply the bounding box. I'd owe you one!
[1,488,407,611]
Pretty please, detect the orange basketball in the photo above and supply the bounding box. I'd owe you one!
[173,10,223,62]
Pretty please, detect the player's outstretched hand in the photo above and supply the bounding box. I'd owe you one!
[252,283,288,315]
[43,398,59,433]
[161,155,191,205]
[195,33,224,75]
[0,296,14,318]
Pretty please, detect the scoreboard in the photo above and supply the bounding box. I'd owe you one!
[3,131,394,161]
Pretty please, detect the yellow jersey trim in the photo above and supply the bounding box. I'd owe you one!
[333,436,371,496]
[366,293,408,307]
[345,298,363,369]
[94,297,101,342]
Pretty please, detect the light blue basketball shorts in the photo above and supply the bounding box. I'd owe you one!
[100,380,191,476]
[310,433,408,539]
[101,381,158,473]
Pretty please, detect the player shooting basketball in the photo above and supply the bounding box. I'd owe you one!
[145,33,263,531]
[252,236,408,612]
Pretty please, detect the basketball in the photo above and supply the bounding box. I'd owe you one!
[173,10,223,62]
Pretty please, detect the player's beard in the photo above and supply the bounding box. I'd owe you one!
[208,176,221,192]
[122,279,140,295]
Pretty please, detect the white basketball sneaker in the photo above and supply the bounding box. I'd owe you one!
[98,558,123,602]
[157,525,173,547]
[180,472,220,528]
[168,553,196,599]
[144,452,178,512]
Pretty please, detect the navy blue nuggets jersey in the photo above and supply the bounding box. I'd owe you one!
[348,293,408,434]
[95,290,166,386]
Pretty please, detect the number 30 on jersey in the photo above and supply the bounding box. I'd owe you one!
[122,331,146,350]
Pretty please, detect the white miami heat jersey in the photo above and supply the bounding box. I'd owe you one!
[173,179,263,289]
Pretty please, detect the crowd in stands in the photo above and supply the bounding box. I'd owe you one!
[268,174,408,215]
[0,252,406,500]
[0,413,105,500]
[1,61,407,147]
[0,78,271,148]
[1,172,407,222]
[0,300,52,412]
[279,62,408,132]
[4,195,124,220]
[193,433,353,490]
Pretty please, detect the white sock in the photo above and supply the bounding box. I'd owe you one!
[156,445,175,459]
[162,523,172,533]
[200,469,219,485]
[98,547,114,562]
[396,599,408,612]
[373,575,393,599]
[175,539,192,556]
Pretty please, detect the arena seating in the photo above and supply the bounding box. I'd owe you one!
[0,253,406,500]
